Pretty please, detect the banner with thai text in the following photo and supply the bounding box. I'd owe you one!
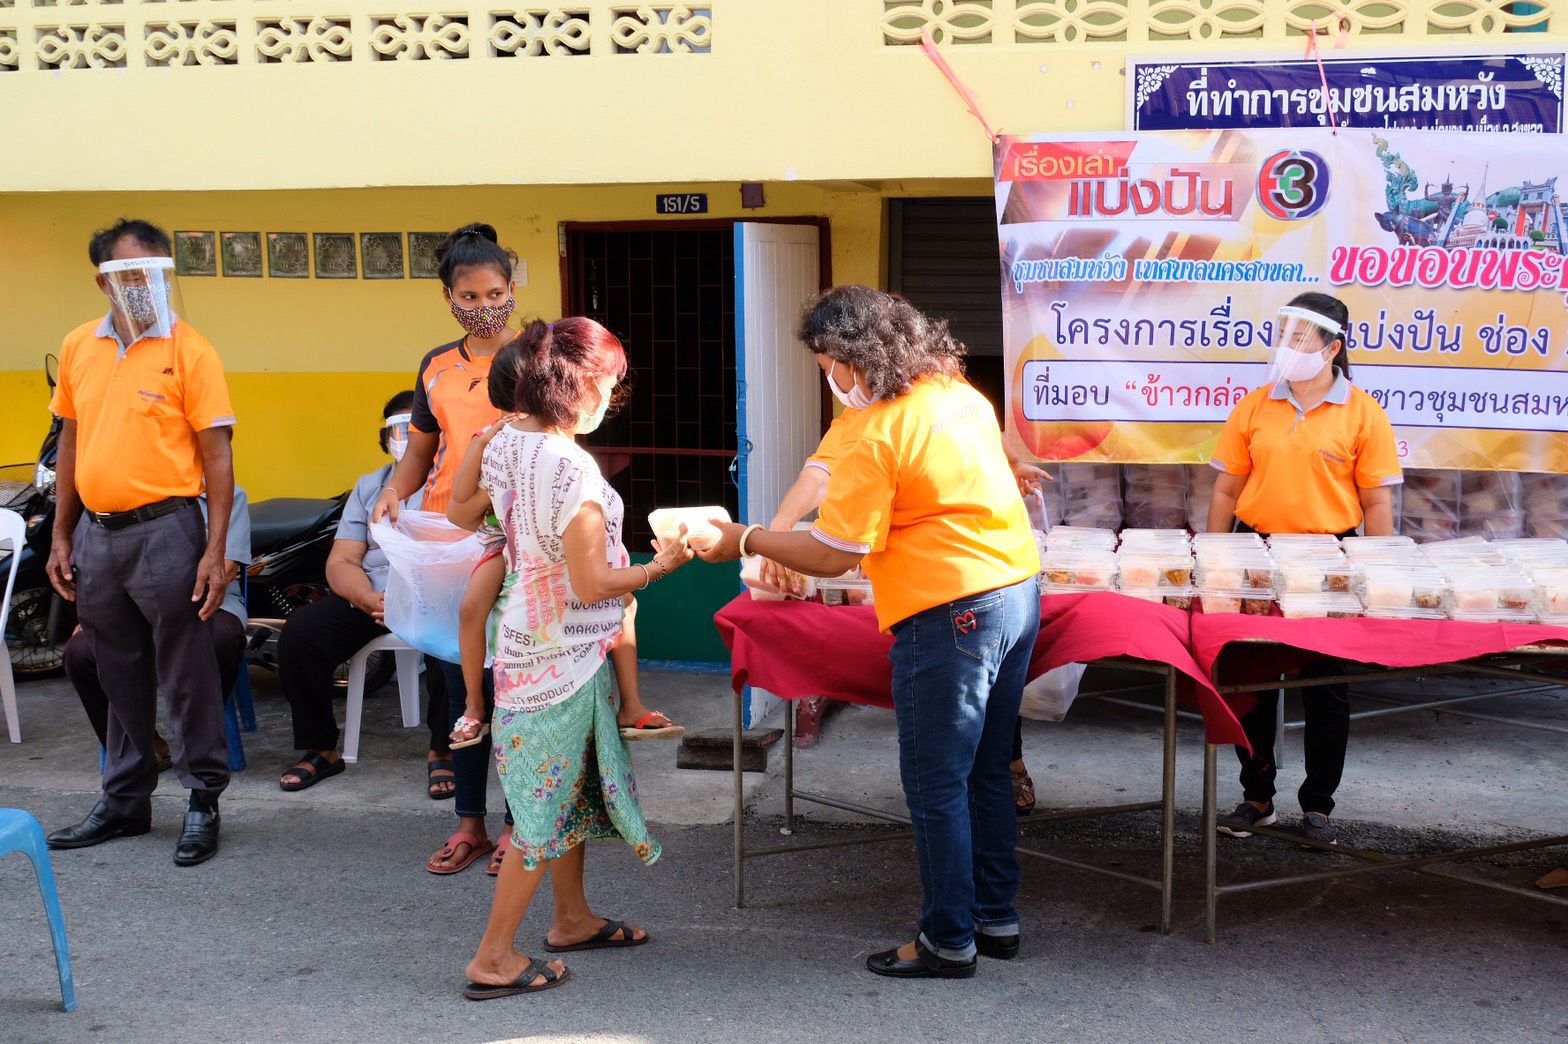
[995,128,1568,473]
[1129,50,1564,134]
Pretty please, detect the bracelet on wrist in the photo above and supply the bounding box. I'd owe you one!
[636,563,652,590]
[737,523,765,558]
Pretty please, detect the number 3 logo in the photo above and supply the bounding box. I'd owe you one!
[1396,440,1410,458]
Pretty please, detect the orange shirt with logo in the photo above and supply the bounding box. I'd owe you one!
[409,339,502,515]
[50,317,234,513]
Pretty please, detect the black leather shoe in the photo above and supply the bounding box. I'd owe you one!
[866,939,976,979]
[173,807,220,866]
[46,800,151,850]
[975,933,1020,960]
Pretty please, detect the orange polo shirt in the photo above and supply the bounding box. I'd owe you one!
[804,407,865,476]
[49,315,234,513]
[1212,374,1402,535]
[409,338,502,515]
[813,376,1040,632]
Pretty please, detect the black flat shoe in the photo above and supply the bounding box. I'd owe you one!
[174,807,221,866]
[866,939,976,980]
[976,933,1020,960]
[46,800,151,850]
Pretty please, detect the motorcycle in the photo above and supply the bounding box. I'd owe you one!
[244,494,397,693]
[2,355,72,678]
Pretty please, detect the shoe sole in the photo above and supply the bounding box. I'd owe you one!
[867,963,977,980]
[1216,813,1276,838]
[174,845,220,867]
[47,823,152,849]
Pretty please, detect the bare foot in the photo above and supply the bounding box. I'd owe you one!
[896,941,920,961]
[465,951,567,988]
[546,915,648,949]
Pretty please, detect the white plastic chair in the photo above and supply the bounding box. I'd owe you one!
[341,632,422,763]
[0,508,25,743]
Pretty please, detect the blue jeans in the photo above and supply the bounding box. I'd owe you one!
[888,578,1040,961]
[435,659,510,825]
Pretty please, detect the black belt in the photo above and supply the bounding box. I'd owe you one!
[88,496,197,531]
[1234,519,1359,540]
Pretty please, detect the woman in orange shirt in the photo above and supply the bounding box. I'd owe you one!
[697,287,1041,980]
[1208,291,1401,846]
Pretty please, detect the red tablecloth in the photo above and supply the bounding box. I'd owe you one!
[714,591,1250,746]
[1190,611,1568,715]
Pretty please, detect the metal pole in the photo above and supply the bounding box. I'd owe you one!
[784,698,796,833]
[733,686,745,909]
[1204,742,1218,944]
[1274,688,1286,770]
[1160,667,1177,935]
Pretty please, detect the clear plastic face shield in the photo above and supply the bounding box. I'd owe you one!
[98,256,183,343]
[1267,305,1342,387]
[382,412,412,461]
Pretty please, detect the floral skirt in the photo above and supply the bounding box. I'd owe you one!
[492,660,660,871]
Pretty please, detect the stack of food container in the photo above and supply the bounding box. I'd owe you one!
[1184,464,1218,534]
[1268,535,1362,619]
[1399,469,1462,543]
[1057,462,1124,530]
[817,565,874,606]
[1490,538,1568,626]
[1114,528,1194,608]
[1121,465,1188,530]
[1345,537,1447,620]
[1523,473,1568,539]
[1194,534,1276,615]
[1038,525,1118,594]
[1459,471,1525,541]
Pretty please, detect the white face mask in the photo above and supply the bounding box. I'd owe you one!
[1272,344,1332,383]
[575,376,615,435]
[388,435,409,461]
[383,411,412,461]
[827,361,875,410]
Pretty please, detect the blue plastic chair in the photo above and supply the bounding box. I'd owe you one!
[0,809,77,1012]
[98,673,250,773]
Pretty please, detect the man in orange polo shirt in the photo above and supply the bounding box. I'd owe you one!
[44,219,237,867]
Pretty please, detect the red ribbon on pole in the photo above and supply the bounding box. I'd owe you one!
[919,27,997,142]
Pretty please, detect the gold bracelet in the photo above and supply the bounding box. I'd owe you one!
[737,523,765,558]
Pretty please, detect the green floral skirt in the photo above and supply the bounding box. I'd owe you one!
[492,660,660,870]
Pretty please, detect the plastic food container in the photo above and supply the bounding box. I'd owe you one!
[1039,548,1117,590]
[817,578,873,607]
[1044,526,1119,552]
[1364,605,1449,622]
[1193,532,1265,550]
[1530,567,1568,614]
[1199,590,1276,616]
[1118,528,1192,548]
[648,506,731,548]
[1266,534,1343,554]
[1535,610,1568,628]
[1196,548,1275,592]
[1358,566,1448,611]
[1278,592,1363,619]
[1447,570,1536,613]
[1119,587,1195,610]
[1449,607,1537,624]
[1115,550,1194,590]
[1274,560,1357,595]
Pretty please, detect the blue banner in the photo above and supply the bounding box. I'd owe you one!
[1130,52,1564,134]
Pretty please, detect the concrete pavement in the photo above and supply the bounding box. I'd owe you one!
[1,663,1565,1043]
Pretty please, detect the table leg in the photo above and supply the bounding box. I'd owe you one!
[1160,668,1177,935]
[1204,742,1218,944]
[784,698,796,834]
[1274,689,1285,770]
[734,685,746,909]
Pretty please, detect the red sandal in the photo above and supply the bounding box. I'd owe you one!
[618,711,685,741]
[486,831,512,876]
[426,830,494,876]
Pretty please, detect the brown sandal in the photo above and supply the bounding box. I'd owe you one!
[1012,764,1037,816]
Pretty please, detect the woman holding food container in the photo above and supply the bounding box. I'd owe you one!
[695,286,1041,980]
[1207,291,1402,846]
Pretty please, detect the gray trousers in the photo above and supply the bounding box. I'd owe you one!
[73,502,228,819]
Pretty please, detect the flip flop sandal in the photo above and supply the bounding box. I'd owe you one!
[426,831,495,876]
[463,958,571,1001]
[427,758,456,800]
[618,712,685,741]
[486,830,512,877]
[1012,765,1037,816]
[542,918,650,953]
[450,715,491,751]
[279,752,346,792]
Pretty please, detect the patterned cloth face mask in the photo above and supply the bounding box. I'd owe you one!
[450,296,516,339]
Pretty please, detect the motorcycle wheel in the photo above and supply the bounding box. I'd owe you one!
[247,583,399,694]
[7,586,66,678]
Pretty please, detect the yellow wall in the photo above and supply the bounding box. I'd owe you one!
[0,178,987,499]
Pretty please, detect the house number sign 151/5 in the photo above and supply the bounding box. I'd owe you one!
[656,193,708,215]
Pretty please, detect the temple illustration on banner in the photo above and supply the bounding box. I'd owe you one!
[1371,134,1568,253]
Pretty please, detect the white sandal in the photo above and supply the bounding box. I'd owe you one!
[449,714,491,750]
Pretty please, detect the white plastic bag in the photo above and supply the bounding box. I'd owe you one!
[371,511,486,664]
[1018,662,1088,722]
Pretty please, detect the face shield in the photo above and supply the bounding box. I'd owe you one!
[382,412,412,461]
[1267,305,1341,387]
[99,257,183,343]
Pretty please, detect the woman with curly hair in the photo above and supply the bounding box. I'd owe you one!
[695,286,1041,980]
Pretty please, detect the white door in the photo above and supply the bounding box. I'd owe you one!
[734,222,822,728]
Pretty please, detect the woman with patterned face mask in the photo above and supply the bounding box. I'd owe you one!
[1208,290,1403,847]
[370,221,519,876]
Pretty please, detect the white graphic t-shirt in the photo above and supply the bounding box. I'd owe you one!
[480,427,628,710]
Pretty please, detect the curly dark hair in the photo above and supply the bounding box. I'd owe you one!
[796,286,965,401]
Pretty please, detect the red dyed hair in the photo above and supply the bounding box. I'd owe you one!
[512,317,629,430]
